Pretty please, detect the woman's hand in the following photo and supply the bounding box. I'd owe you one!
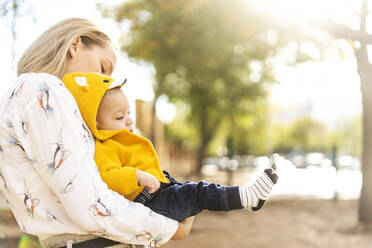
[171,216,195,240]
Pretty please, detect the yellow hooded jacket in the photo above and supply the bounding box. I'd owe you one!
[62,72,167,200]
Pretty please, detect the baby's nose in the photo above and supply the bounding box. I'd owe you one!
[126,118,133,126]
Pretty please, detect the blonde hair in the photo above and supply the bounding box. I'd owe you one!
[17,17,112,78]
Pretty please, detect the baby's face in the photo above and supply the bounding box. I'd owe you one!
[96,88,134,132]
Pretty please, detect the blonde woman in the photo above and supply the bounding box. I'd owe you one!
[0,18,193,248]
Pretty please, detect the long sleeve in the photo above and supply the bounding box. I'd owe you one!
[2,73,178,246]
[95,141,143,200]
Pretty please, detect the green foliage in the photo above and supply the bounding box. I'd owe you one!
[330,117,362,157]
[225,98,269,156]
[114,0,274,101]
[111,0,278,163]
[163,100,199,150]
[290,117,327,152]
[106,0,319,172]
[271,116,362,157]
[165,96,270,157]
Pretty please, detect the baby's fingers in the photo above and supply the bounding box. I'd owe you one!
[148,180,160,193]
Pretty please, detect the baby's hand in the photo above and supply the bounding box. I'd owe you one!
[136,170,160,193]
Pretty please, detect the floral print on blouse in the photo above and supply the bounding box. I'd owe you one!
[0,73,177,247]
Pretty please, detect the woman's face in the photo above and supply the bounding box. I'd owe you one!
[62,38,116,77]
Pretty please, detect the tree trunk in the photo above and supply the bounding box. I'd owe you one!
[150,99,157,145]
[353,0,372,224]
[317,0,372,226]
[194,109,213,175]
[357,43,372,223]
[150,82,162,146]
[195,132,211,175]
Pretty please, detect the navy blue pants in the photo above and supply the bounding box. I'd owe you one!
[134,171,243,221]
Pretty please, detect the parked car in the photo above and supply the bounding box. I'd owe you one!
[291,154,306,168]
[202,156,232,170]
[337,155,361,170]
[232,155,255,168]
[305,152,324,167]
[202,156,220,166]
[270,153,296,170]
[305,152,332,168]
[252,156,271,168]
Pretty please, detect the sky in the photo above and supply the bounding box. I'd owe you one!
[0,0,363,126]
[0,0,161,122]
[259,0,363,126]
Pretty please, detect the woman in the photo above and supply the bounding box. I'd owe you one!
[0,18,193,248]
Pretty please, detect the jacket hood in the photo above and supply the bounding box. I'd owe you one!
[62,72,126,141]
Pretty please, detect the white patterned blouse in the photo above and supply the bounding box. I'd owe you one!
[0,73,178,247]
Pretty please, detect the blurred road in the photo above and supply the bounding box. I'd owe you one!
[269,167,361,200]
[201,166,362,200]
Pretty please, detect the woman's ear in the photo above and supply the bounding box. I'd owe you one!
[68,36,82,59]
[96,120,101,130]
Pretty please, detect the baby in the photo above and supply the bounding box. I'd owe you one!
[62,72,278,221]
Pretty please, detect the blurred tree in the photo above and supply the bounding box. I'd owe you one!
[271,115,361,156]
[271,117,328,153]
[312,0,371,224]
[228,99,269,155]
[163,100,199,151]
[0,0,34,68]
[165,94,269,157]
[109,0,281,174]
[289,117,327,153]
[330,117,362,157]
